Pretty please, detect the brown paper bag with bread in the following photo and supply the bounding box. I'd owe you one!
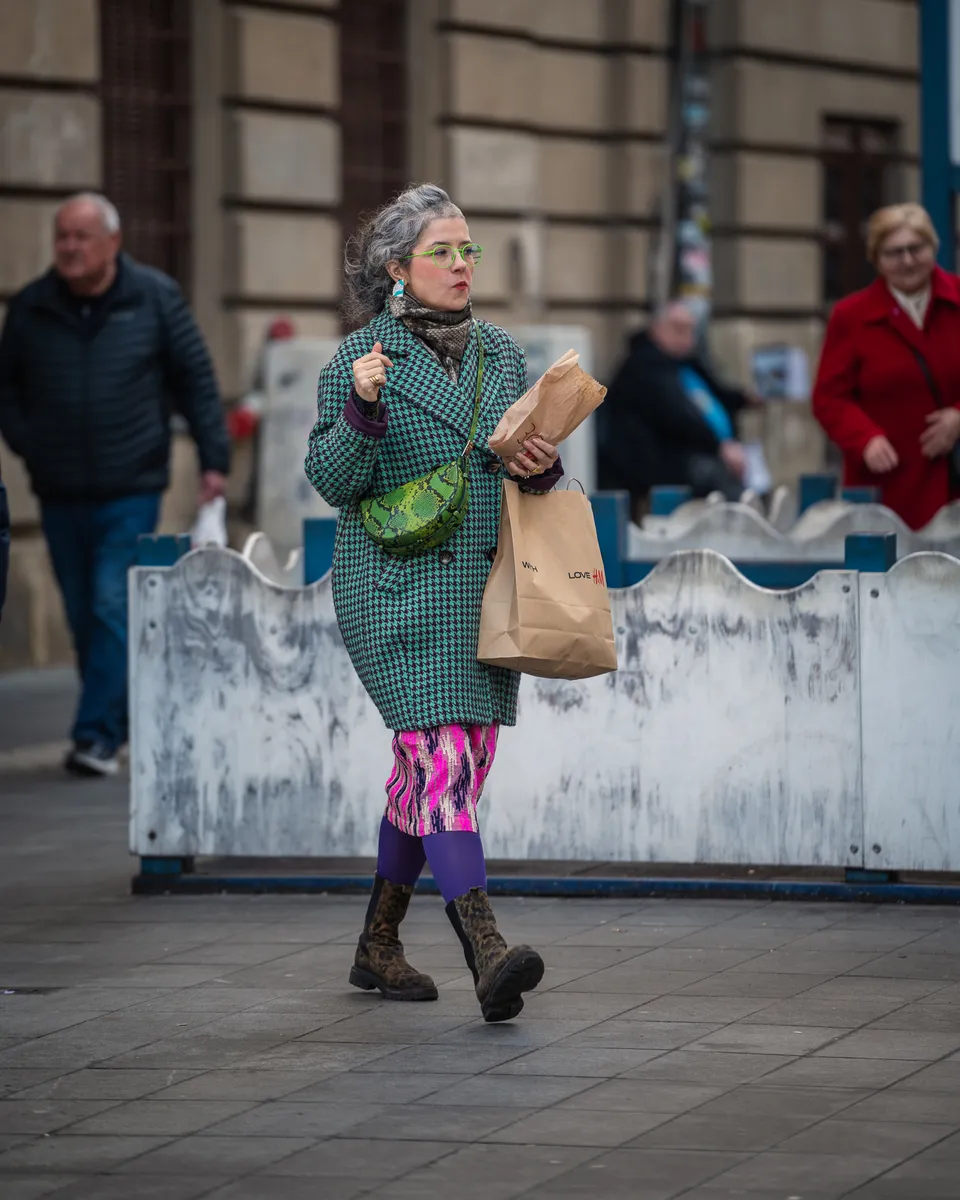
[487,350,606,462]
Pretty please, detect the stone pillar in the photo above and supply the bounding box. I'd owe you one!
[219,0,343,400]
[706,0,920,483]
[419,0,672,379]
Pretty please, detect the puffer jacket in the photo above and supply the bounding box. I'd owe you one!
[0,254,229,502]
[0,453,9,620]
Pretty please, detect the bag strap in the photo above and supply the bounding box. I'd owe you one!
[462,321,485,458]
[909,342,960,482]
[909,344,943,409]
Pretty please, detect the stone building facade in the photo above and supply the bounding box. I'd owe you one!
[0,0,923,668]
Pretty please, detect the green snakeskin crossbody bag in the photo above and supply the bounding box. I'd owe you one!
[359,325,485,557]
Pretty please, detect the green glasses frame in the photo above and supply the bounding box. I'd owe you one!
[401,243,483,268]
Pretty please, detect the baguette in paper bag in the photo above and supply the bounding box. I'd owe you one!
[488,350,606,462]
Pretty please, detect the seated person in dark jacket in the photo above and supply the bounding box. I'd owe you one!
[0,193,230,777]
[598,300,755,511]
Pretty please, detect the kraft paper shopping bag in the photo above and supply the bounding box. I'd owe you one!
[477,480,618,680]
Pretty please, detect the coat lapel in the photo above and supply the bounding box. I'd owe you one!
[465,322,507,449]
[374,309,504,446]
[881,301,929,357]
[864,274,942,355]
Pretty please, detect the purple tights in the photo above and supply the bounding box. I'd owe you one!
[376,816,486,904]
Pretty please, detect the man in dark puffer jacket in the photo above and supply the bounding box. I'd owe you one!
[0,453,9,624]
[0,193,229,776]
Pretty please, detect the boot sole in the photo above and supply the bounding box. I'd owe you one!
[349,965,439,1002]
[481,949,545,1023]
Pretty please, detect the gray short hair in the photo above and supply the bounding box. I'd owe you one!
[652,298,695,325]
[56,192,122,235]
[343,183,463,322]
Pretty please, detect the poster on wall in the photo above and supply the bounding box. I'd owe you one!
[673,0,712,328]
[751,344,811,402]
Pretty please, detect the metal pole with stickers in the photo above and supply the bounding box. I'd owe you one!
[921,0,960,267]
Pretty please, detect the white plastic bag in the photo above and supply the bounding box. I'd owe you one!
[742,442,773,495]
[190,496,228,548]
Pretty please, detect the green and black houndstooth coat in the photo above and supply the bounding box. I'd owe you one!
[305,307,556,732]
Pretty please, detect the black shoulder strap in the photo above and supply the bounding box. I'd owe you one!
[909,345,943,409]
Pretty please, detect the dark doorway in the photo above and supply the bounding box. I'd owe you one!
[100,0,193,293]
[822,118,899,305]
[339,0,409,321]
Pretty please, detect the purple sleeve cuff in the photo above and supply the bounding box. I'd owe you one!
[518,454,564,492]
[344,390,388,439]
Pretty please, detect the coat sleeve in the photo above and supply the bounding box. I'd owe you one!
[0,455,9,620]
[516,454,564,493]
[0,302,29,459]
[305,341,388,509]
[812,303,885,456]
[159,281,231,475]
[498,340,564,494]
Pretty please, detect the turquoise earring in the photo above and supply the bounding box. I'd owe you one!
[392,277,405,298]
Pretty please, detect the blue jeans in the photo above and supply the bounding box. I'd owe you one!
[42,493,161,752]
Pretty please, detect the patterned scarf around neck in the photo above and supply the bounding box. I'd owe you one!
[389,292,473,382]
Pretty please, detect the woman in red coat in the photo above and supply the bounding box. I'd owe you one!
[812,203,960,530]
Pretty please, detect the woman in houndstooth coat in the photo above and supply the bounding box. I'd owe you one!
[305,184,562,1022]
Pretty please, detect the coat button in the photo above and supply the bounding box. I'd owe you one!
[486,457,501,475]
[438,550,455,565]
[485,546,497,564]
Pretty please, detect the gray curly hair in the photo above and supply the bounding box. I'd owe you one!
[343,183,464,323]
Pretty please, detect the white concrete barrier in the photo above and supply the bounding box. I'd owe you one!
[859,553,960,872]
[130,548,391,860]
[130,548,865,868]
[241,532,303,588]
[628,501,960,563]
[640,492,724,537]
[483,551,861,866]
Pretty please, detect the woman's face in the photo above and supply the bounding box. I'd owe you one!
[877,224,936,294]
[391,216,476,312]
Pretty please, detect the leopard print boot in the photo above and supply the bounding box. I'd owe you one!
[448,888,544,1022]
[349,876,438,1001]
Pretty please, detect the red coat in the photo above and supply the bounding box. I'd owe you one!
[812,267,960,530]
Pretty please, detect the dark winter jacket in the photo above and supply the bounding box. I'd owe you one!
[597,330,746,499]
[0,255,229,503]
[0,454,9,620]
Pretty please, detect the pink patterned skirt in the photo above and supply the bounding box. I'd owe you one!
[384,724,500,837]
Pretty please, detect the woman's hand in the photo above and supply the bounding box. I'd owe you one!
[920,409,960,460]
[506,435,559,479]
[863,435,899,474]
[352,341,394,405]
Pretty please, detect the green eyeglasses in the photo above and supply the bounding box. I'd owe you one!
[402,243,483,268]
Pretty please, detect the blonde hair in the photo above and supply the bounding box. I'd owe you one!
[866,203,938,265]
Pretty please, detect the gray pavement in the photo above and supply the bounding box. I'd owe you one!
[1,673,960,1198]
[0,667,76,758]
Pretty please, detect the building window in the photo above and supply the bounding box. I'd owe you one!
[340,0,408,323]
[100,0,193,293]
[822,118,898,304]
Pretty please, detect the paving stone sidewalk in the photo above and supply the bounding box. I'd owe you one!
[1,694,960,1198]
